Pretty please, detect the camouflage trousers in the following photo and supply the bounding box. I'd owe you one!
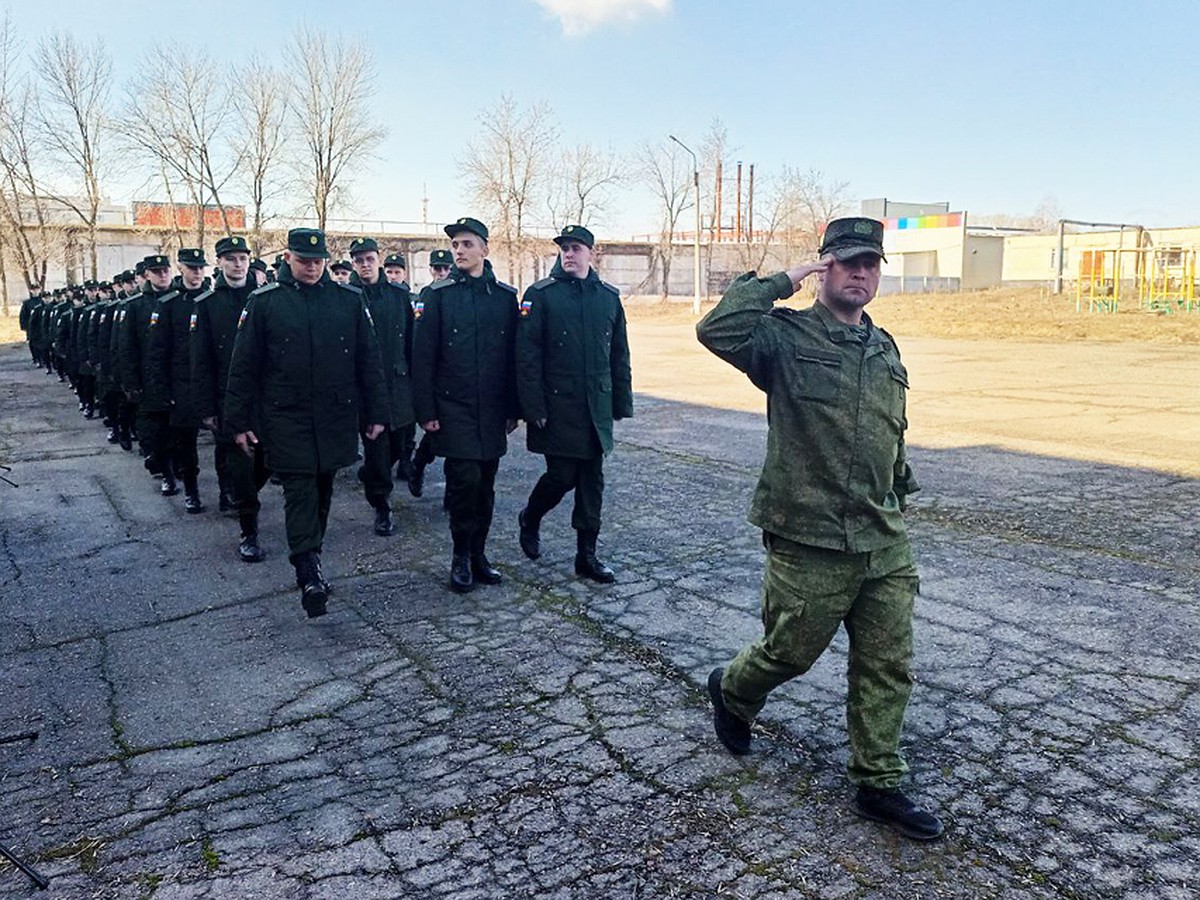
[721,533,919,789]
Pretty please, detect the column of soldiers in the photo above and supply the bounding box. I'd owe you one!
[17,221,634,615]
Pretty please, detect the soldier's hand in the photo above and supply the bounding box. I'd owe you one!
[236,430,258,457]
[422,420,440,432]
[534,418,547,429]
[506,419,518,434]
[364,424,385,440]
[203,416,218,432]
[785,257,833,291]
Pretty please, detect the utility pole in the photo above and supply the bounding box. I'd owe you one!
[669,134,702,315]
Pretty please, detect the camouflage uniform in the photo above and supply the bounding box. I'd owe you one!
[696,268,920,790]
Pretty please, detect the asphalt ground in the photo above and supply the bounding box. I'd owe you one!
[0,336,1197,899]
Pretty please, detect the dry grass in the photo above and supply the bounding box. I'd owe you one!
[0,313,23,345]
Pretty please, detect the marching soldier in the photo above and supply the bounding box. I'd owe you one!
[224,228,388,618]
[150,248,211,512]
[412,217,519,593]
[193,235,270,559]
[516,225,632,583]
[406,248,453,497]
[19,291,40,365]
[383,253,408,288]
[348,236,416,536]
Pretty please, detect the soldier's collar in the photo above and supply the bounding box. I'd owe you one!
[811,300,881,344]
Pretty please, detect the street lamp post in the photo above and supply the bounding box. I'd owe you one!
[669,134,702,315]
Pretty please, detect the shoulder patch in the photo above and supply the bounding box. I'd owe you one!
[496,281,518,295]
[337,282,363,295]
[530,277,554,291]
[413,299,425,319]
[189,311,198,332]
[148,310,160,327]
[428,278,453,290]
[237,308,250,330]
[519,297,533,318]
[192,289,215,305]
[251,283,281,298]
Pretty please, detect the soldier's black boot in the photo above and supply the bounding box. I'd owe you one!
[450,534,474,593]
[237,513,265,563]
[707,667,752,755]
[373,501,395,536]
[312,553,333,595]
[518,508,541,560]
[574,530,615,583]
[183,475,203,514]
[217,473,235,514]
[854,787,945,841]
[106,426,119,444]
[160,460,179,497]
[292,551,327,618]
[408,458,427,497]
[470,531,502,586]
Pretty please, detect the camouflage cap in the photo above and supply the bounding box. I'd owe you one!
[819,217,887,262]
[552,224,595,249]
[428,249,453,268]
[444,216,488,242]
[215,235,250,257]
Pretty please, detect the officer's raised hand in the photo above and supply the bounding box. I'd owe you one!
[785,257,833,292]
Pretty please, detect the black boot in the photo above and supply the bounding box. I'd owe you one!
[518,508,541,560]
[183,475,203,513]
[373,502,395,536]
[470,529,502,585]
[854,787,945,841]
[408,458,426,497]
[449,549,474,593]
[160,469,179,497]
[237,516,265,562]
[106,427,119,444]
[575,530,615,583]
[292,551,328,618]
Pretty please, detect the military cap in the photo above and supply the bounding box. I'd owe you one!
[142,254,170,270]
[249,257,268,273]
[383,253,407,268]
[134,260,146,276]
[215,235,250,257]
[429,249,453,267]
[553,224,595,249]
[83,278,98,289]
[99,281,112,290]
[444,216,488,242]
[819,217,887,262]
[287,227,330,259]
[330,259,353,273]
[348,236,379,256]
[178,247,207,267]
[273,254,285,267]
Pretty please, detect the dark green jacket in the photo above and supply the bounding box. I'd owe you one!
[149,276,210,426]
[411,260,519,461]
[109,297,132,392]
[696,271,919,553]
[19,296,36,333]
[224,266,389,474]
[28,304,46,348]
[94,300,118,390]
[190,272,256,431]
[353,271,415,430]
[119,284,175,410]
[516,261,633,458]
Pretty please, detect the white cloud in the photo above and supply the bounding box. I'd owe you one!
[532,0,672,36]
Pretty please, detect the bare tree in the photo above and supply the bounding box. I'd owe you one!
[777,166,850,257]
[32,30,111,281]
[699,117,730,243]
[235,61,289,252]
[124,45,240,248]
[459,94,558,290]
[290,28,386,230]
[635,138,693,300]
[545,142,624,230]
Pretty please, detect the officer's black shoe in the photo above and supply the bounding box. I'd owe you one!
[854,787,945,841]
[300,581,328,618]
[707,667,752,755]
[408,461,426,498]
[373,505,395,536]
[450,554,474,593]
[518,508,541,560]
[184,491,204,514]
[218,491,234,513]
[84,405,95,419]
[118,432,133,452]
[471,554,502,585]
[238,532,265,563]
[106,427,119,444]
[160,476,180,497]
[574,530,615,583]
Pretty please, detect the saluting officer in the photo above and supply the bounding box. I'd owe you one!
[516,225,633,583]
[192,235,270,560]
[348,236,416,536]
[224,228,389,618]
[412,217,519,593]
[406,248,453,498]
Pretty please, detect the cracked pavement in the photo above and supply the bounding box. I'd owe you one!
[0,342,1197,899]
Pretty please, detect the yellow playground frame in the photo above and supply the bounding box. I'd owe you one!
[1075,244,1197,313]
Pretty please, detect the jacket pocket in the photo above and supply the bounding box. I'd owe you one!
[794,349,841,401]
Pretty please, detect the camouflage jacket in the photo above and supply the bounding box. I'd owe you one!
[696,270,919,553]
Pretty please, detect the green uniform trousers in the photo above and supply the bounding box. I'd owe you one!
[721,533,918,789]
[278,471,335,560]
[358,427,408,508]
[525,453,605,532]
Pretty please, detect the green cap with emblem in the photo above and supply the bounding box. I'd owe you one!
[384,253,407,268]
[348,236,379,256]
[553,224,595,249]
[330,259,352,273]
[286,227,330,260]
[215,235,249,257]
[142,254,170,271]
[444,216,488,242]
[249,257,267,273]
[429,249,452,268]
[178,247,207,267]
[819,217,887,262]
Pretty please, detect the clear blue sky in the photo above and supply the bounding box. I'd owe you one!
[6,0,1198,235]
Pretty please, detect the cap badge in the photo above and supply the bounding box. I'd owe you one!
[854,221,873,234]
[309,235,318,245]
